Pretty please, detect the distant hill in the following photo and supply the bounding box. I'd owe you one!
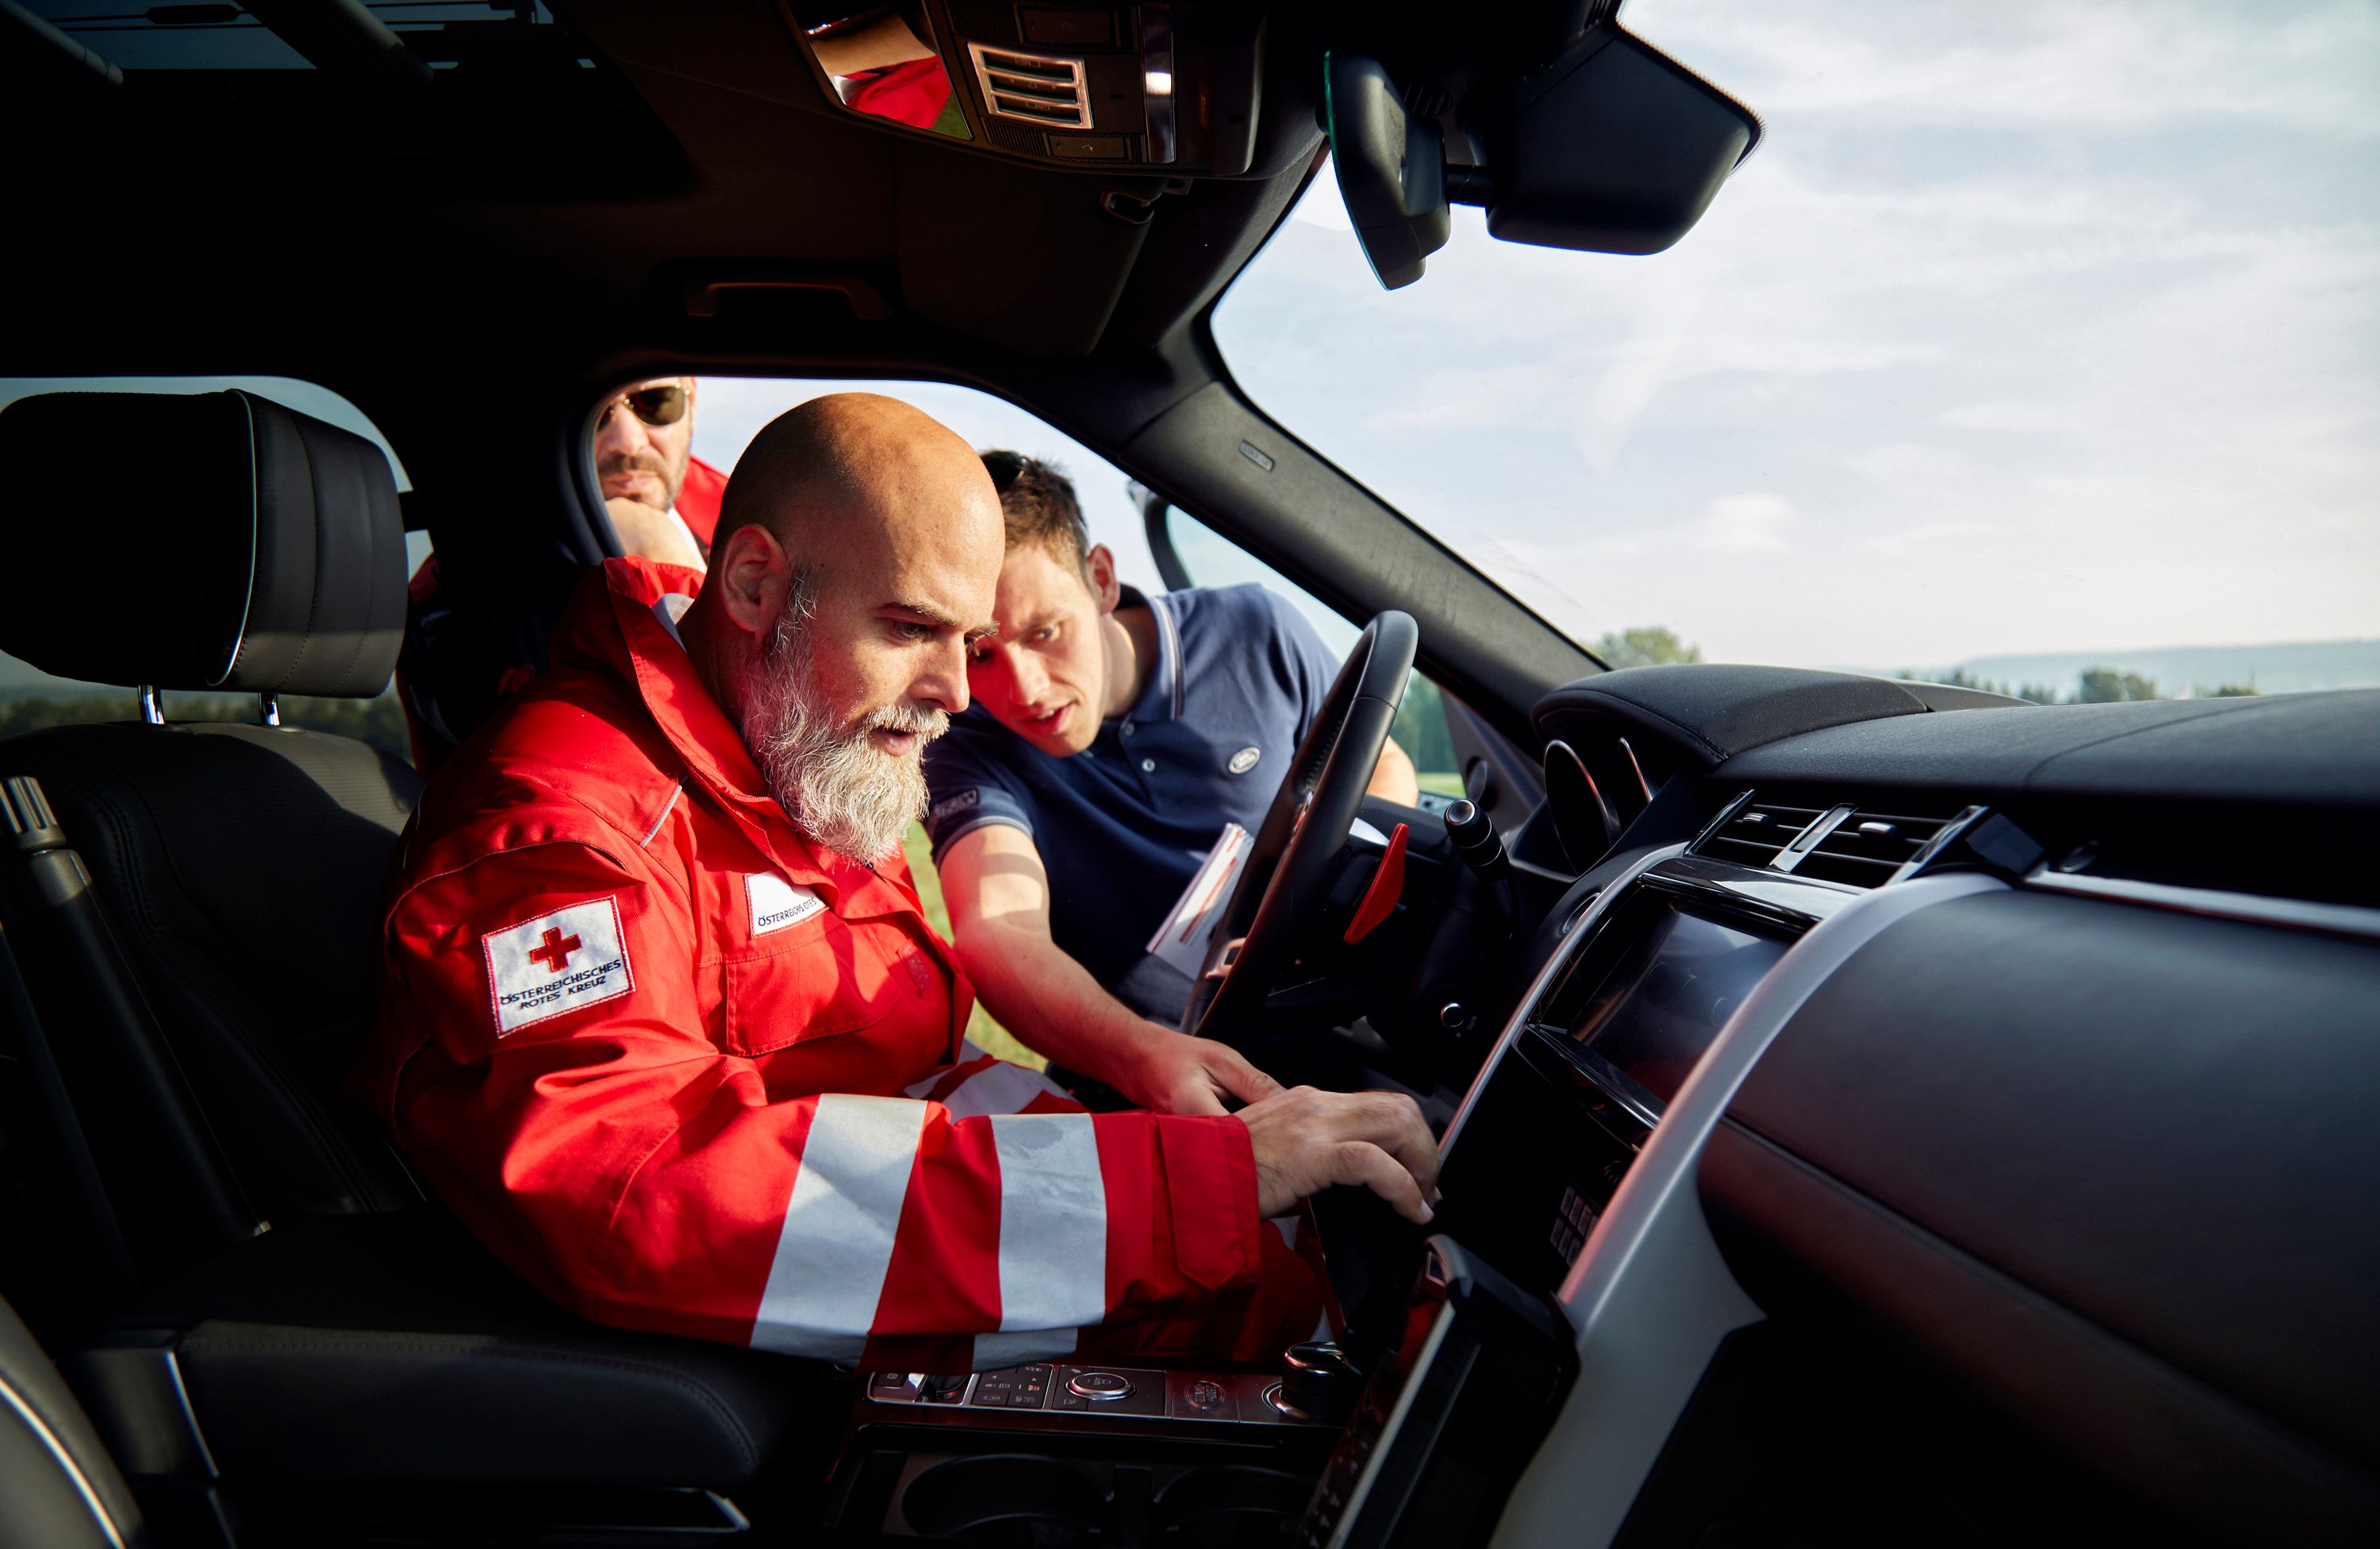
[0,653,126,701]
[1890,639,2380,698]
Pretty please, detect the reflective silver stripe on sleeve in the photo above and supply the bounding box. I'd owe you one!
[902,1040,993,1099]
[939,1060,1071,1120]
[750,1094,927,1360]
[990,1112,1108,1336]
[974,1327,1077,1368]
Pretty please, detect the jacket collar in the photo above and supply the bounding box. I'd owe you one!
[560,558,876,901]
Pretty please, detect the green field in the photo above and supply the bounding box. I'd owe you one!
[900,823,1046,1070]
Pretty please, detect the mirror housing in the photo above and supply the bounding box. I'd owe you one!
[1485,25,1760,256]
[1323,24,1760,290]
[1326,53,1451,290]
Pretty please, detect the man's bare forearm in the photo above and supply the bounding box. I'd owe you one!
[955,916,1173,1086]
[1368,734,1420,804]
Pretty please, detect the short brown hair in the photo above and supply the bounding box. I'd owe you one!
[981,451,1089,573]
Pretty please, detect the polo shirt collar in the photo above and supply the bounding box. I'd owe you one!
[1117,585,1185,727]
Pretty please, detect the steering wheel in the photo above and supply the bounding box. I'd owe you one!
[1181,610,1418,1047]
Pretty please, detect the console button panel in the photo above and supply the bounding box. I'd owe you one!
[864,1363,1331,1425]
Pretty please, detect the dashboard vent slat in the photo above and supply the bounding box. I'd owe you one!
[1695,794,1979,889]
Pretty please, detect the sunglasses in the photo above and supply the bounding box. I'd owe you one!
[601,383,689,429]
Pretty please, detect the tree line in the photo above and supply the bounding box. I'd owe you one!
[1896,667,2260,704]
[1588,625,2261,704]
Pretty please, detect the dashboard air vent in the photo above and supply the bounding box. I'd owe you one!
[1795,803,1973,887]
[1696,795,1982,888]
[968,43,1094,127]
[1696,799,1824,869]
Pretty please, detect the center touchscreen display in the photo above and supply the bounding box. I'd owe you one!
[1553,901,1790,1107]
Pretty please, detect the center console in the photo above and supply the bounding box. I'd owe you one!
[1430,852,1848,1301]
[826,1353,1341,1543]
[1296,850,1862,1549]
[824,848,1852,1547]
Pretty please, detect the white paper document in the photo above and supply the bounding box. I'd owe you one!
[1145,823,1252,980]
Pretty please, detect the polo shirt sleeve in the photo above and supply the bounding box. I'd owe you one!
[1255,588,1349,735]
[923,721,1038,861]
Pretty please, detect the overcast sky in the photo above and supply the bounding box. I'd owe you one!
[1212,0,2380,671]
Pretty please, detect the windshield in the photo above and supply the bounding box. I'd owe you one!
[1214,0,2380,701]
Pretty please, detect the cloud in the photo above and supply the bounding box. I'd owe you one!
[1695,494,1797,553]
[1207,1,2380,666]
[1860,520,2000,557]
[1639,0,2380,140]
[1846,443,1975,482]
[1940,401,2067,433]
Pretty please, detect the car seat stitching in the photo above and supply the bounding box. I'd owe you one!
[320,444,383,695]
[31,753,265,1223]
[91,738,371,1208]
[148,928,395,1210]
[284,425,330,692]
[63,737,409,1214]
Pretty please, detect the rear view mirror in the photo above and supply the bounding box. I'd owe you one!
[1487,25,1760,256]
[1323,21,1760,290]
[1326,54,1450,290]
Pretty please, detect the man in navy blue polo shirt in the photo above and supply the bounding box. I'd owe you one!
[924,455,1418,1117]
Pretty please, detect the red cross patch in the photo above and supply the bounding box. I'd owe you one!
[483,897,633,1036]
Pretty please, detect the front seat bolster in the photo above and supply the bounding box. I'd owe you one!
[177,1322,793,1486]
[117,1209,812,1489]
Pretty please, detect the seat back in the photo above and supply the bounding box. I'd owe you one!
[0,389,422,1297]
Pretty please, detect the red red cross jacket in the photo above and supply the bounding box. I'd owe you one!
[374,557,1319,1371]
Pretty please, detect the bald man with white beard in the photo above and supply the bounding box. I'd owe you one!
[373,394,1438,1371]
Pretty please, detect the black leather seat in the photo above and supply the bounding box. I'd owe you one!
[0,1289,148,1549]
[0,391,815,1535]
[0,389,421,1255]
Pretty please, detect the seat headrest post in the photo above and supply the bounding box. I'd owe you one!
[138,687,164,727]
[0,390,407,700]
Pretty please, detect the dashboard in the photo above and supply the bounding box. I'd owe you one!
[1313,667,2380,1549]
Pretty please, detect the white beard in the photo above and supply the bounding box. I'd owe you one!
[740,575,948,865]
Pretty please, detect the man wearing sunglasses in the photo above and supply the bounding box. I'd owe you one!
[924,455,1418,1118]
[593,376,725,571]
[397,377,730,772]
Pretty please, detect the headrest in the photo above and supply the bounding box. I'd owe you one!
[0,390,405,699]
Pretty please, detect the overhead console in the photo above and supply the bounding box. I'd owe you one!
[782,2,1263,173]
